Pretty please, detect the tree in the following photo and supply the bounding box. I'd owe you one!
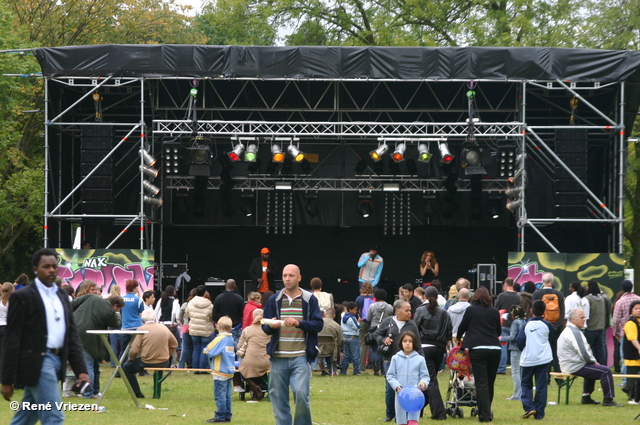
[196,0,277,45]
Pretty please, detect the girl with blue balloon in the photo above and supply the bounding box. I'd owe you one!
[386,331,430,425]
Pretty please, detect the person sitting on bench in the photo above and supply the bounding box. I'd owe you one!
[123,309,178,398]
[557,308,623,407]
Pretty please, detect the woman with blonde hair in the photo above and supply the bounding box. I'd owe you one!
[237,308,271,401]
[419,250,440,287]
[0,282,14,379]
[76,280,100,297]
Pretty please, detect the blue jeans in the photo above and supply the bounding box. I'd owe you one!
[232,326,242,347]
[340,335,360,374]
[521,363,550,420]
[620,339,628,384]
[509,350,522,400]
[269,356,312,425]
[10,353,65,425]
[214,379,232,421]
[191,335,212,369]
[179,332,193,368]
[82,349,100,397]
[109,333,126,366]
[383,360,395,419]
[498,326,510,373]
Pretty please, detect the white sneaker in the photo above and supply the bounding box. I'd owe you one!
[233,386,246,393]
[628,400,639,405]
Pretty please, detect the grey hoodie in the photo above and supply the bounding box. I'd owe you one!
[448,300,470,336]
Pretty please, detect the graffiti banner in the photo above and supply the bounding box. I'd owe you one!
[507,252,624,298]
[56,249,155,296]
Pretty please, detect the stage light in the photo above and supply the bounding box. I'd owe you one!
[509,168,525,185]
[140,165,159,179]
[505,187,523,198]
[244,144,258,162]
[392,143,406,162]
[463,147,482,166]
[191,144,210,164]
[143,195,163,206]
[287,144,304,162]
[498,145,517,178]
[462,142,487,175]
[271,145,285,162]
[140,148,156,167]
[228,143,245,162]
[417,144,432,163]
[142,180,160,196]
[275,181,292,190]
[370,143,388,162]
[357,199,373,218]
[383,183,400,192]
[354,159,368,174]
[163,140,181,175]
[439,142,453,164]
[506,199,522,211]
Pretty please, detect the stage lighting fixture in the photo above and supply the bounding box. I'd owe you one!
[143,195,163,206]
[370,143,389,162]
[462,142,487,175]
[140,148,156,167]
[244,144,258,162]
[287,144,304,162]
[357,199,373,218]
[228,143,245,162]
[142,180,160,196]
[354,159,368,174]
[271,145,285,162]
[275,181,292,190]
[163,140,181,175]
[383,183,400,192]
[406,159,418,175]
[505,187,523,198]
[188,141,212,177]
[509,168,525,184]
[418,144,432,163]
[392,143,406,162]
[506,199,522,211]
[498,145,517,178]
[140,165,159,179]
[438,142,453,164]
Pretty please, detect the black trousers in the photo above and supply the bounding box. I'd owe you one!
[468,348,501,422]
[123,358,170,395]
[422,346,447,420]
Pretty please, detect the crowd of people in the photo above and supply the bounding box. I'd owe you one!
[0,246,638,425]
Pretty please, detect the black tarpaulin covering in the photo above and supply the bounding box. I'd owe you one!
[33,45,640,82]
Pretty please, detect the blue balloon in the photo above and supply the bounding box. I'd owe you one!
[398,386,425,413]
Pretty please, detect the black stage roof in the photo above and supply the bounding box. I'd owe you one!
[33,45,640,82]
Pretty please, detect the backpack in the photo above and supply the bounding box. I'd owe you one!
[361,296,375,320]
[541,293,560,323]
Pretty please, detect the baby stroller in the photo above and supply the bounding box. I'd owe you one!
[445,345,478,418]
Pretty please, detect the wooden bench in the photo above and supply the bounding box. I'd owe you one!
[145,368,212,399]
[549,371,639,405]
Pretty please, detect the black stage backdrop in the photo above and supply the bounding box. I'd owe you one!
[157,223,608,304]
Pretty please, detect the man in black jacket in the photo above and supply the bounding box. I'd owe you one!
[213,279,245,345]
[248,247,277,293]
[1,248,89,425]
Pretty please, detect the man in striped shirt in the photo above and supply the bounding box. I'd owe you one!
[263,264,324,425]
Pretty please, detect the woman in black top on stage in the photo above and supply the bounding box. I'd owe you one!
[419,250,439,287]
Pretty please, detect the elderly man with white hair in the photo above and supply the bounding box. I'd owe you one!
[122,309,178,398]
[557,308,623,407]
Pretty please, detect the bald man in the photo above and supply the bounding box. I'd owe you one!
[262,264,324,425]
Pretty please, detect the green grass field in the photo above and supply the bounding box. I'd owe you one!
[0,366,636,424]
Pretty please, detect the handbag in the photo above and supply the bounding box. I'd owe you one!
[365,310,385,346]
